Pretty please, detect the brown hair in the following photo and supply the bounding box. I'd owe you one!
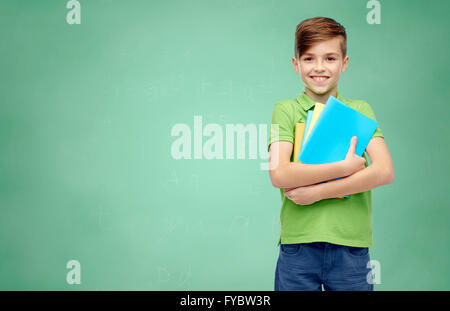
[295,17,347,59]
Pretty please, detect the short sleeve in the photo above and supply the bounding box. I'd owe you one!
[268,102,295,152]
[360,102,384,139]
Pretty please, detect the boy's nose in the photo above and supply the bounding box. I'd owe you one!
[314,62,325,72]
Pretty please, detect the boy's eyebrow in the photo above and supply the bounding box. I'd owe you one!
[302,52,340,57]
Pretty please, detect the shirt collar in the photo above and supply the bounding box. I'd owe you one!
[296,90,345,111]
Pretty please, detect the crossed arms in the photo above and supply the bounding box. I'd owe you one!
[268,137,394,204]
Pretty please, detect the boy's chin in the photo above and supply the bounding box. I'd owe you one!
[306,86,332,96]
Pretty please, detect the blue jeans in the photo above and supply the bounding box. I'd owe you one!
[275,242,374,291]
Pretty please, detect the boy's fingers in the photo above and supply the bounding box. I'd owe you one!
[285,186,302,193]
[349,136,357,154]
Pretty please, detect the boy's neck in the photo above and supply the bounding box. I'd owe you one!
[305,87,338,104]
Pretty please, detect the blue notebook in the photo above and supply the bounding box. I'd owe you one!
[298,96,378,164]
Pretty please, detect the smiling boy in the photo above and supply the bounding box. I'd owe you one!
[268,17,394,291]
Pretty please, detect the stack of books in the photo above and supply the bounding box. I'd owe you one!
[293,96,379,199]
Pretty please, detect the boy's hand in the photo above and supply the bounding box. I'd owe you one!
[283,136,365,205]
[344,136,366,175]
[283,184,322,206]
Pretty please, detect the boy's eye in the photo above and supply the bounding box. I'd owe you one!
[327,57,336,61]
[303,57,312,61]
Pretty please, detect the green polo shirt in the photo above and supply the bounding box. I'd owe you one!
[268,91,384,247]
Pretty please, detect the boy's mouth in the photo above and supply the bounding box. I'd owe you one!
[310,75,330,83]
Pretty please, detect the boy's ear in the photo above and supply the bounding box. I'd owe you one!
[292,56,300,74]
[341,55,349,73]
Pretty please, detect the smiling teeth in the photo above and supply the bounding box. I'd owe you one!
[312,76,327,81]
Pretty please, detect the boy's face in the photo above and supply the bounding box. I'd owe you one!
[293,36,349,101]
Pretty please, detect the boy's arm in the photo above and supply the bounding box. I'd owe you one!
[317,137,394,199]
[268,141,352,188]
